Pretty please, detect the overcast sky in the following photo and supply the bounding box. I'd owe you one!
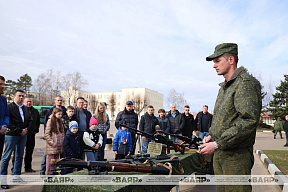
[1,0,287,112]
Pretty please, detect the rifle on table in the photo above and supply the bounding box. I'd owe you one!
[120,124,185,154]
[51,158,172,175]
[111,153,180,165]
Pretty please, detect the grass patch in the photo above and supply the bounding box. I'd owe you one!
[262,150,288,175]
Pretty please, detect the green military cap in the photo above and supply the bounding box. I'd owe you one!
[206,43,238,61]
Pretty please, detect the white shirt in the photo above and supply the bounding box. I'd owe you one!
[14,101,24,122]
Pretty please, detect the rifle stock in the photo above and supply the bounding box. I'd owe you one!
[54,160,170,175]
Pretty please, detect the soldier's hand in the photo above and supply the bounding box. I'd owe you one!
[197,142,215,156]
[203,135,211,144]
[114,151,118,155]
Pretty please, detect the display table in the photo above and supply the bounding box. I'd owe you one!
[42,151,213,192]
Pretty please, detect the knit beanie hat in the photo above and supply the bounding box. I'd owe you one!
[69,121,78,130]
[89,116,98,127]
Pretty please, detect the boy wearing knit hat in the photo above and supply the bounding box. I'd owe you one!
[83,117,103,161]
[62,121,82,174]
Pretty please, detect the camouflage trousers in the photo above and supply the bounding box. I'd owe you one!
[213,147,254,192]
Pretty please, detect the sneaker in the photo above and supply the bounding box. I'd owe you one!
[284,144,288,147]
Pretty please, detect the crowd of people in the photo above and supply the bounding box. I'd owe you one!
[1,43,283,192]
[0,77,213,185]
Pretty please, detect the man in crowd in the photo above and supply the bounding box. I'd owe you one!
[115,101,138,155]
[139,105,159,154]
[40,96,66,175]
[23,98,40,172]
[0,76,9,160]
[194,105,213,139]
[166,104,184,143]
[182,105,195,138]
[198,43,262,192]
[83,100,88,110]
[1,90,32,189]
[74,97,92,160]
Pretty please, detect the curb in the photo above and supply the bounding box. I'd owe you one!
[255,149,288,192]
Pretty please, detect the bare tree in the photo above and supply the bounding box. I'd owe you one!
[109,92,116,120]
[33,72,53,105]
[130,94,148,117]
[166,88,187,112]
[62,72,88,106]
[89,95,98,115]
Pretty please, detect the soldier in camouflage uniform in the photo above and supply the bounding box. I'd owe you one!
[198,43,262,192]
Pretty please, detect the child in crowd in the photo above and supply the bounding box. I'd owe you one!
[62,106,78,134]
[62,121,82,174]
[83,116,103,161]
[44,108,65,175]
[157,109,170,135]
[113,120,132,160]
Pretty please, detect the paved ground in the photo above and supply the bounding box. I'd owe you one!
[0,127,286,192]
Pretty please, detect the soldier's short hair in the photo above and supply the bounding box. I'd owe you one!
[223,53,239,64]
[158,109,165,113]
[203,105,208,109]
[184,105,190,108]
[147,105,154,109]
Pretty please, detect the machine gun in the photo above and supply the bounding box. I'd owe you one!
[120,124,185,154]
[51,158,172,175]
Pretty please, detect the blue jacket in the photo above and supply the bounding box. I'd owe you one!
[63,130,82,159]
[113,128,132,154]
[0,95,9,134]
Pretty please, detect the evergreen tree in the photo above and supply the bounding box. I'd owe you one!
[267,74,288,119]
[4,80,17,103]
[17,74,33,97]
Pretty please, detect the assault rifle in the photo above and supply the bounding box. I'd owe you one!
[51,158,172,175]
[120,124,185,154]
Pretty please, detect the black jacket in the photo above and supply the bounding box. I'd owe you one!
[74,107,92,132]
[115,108,138,135]
[182,113,195,138]
[44,105,66,129]
[284,120,288,132]
[166,110,184,134]
[7,102,32,136]
[61,114,79,133]
[139,112,159,134]
[195,111,213,132]
[28,106,40,135]
[63,130,82,159]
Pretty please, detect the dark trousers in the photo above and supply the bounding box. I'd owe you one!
[286,132,288,145]
[24,134,36,170]
[0,134,4,160]
[131,134,137,155]
[115,154,125,160]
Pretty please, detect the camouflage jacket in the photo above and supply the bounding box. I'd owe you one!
[209,67,262,150]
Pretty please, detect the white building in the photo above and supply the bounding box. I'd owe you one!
[61,87,164,119]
